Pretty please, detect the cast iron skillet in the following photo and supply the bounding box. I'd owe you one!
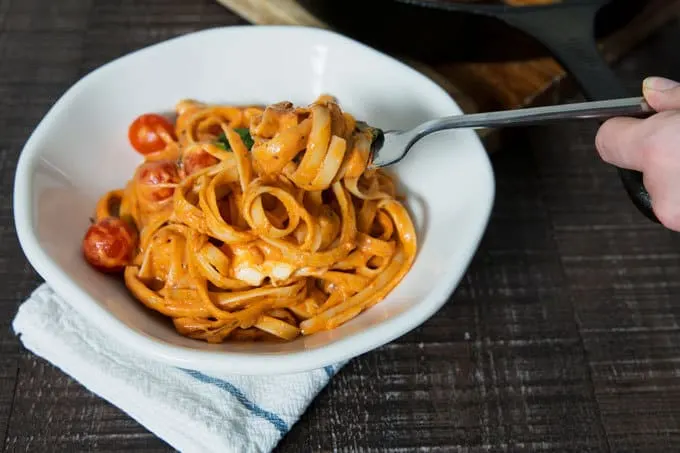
[298,0,657,223]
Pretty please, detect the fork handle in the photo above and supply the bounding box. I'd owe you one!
[372,96,654,169]
[419,96,653,132]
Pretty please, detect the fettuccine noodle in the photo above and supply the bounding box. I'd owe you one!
[82,95,417,343]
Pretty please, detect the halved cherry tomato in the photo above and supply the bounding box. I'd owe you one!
[181,148,219,178]
[83,217,138,273]
[128,113,176,155]
[135,159,181,201]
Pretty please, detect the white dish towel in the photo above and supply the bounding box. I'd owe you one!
[12,284,345,453]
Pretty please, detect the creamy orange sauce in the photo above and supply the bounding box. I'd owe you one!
[90,96,417,343]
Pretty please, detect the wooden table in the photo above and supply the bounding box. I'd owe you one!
[2,1,680,451]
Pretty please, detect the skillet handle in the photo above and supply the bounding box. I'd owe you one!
[498,4,658,223]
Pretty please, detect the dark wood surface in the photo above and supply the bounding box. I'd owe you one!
[216,0,680,113]
[2,1,680,452]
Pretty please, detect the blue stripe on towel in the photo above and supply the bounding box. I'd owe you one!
[181,369,289,437]
[323,365,335,379]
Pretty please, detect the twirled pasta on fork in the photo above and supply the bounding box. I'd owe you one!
[82,95,417,343]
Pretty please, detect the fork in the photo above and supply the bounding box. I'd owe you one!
[368,96,653,168]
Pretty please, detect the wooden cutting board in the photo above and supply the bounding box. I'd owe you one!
[216,0,680,149]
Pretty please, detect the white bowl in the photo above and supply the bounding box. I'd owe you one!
[14,26,494,375]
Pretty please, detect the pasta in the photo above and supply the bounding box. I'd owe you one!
[82,95,417,343]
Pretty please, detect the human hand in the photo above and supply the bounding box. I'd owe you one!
[595,76,680,231]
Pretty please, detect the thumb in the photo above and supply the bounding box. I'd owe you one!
[642,76,680,111]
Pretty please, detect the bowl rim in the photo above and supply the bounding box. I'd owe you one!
[13,25,495,375]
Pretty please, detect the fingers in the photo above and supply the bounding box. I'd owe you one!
[639,77,680,230]
[595,116,646,170]
[594,82,680,231]
[595,76,680,169]
[596,76,680,170]
[643,148,680,232]
[642,76,680,112]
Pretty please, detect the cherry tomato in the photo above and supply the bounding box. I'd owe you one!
[83,217,138,273]
[128,113,176,155]
[135,160,181,201]
[181,148,219,178]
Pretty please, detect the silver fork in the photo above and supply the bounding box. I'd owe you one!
[368,96,653,168]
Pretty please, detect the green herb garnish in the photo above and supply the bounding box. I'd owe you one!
[215,127,254,151]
